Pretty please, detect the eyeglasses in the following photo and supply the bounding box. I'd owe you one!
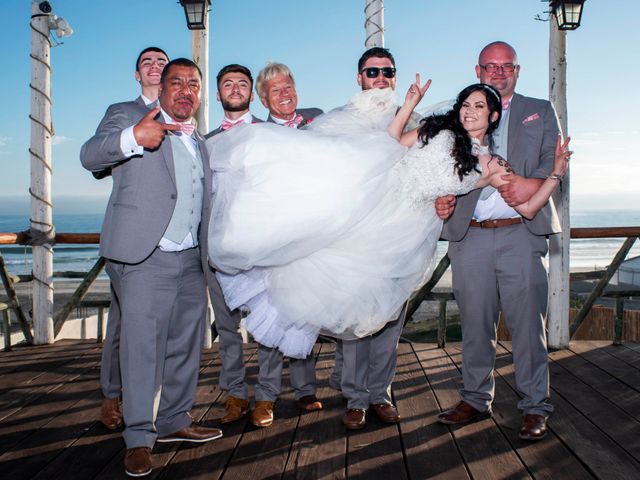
[360,67,397,79]
[479,63,517,74]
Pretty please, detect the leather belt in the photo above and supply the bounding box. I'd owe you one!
[470,217,523,229]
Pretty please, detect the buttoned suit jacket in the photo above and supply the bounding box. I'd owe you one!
[441,93,561,241]
[266,107,324,126]
[205,114,264,139]
[80,100,210,264]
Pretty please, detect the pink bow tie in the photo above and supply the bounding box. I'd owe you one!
[221,119,245,130]
[284,114,303,128]
[502,100,511,111]
[178,122,195,136]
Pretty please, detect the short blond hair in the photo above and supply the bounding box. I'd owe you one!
[255,62,295,98]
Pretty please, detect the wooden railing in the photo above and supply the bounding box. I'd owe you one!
[405,226,640,346]
[1,227,639,350]
[0,232,103,349]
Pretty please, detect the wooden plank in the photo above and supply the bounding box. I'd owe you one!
[218,348,300,479]
[442,345,531,479]
[486,343,596,479]
[499,342,640,478]
[545,353,640,462]
[569,341,640,390]
[0,344,101,424]
[155,345,257,480]
[549,348,640,421]
[400,343,469,479]
[593,342,640,370]
[283,343,347,480]
[92,346,228,480]
[0,368,102,479]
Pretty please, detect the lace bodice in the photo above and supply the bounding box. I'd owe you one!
[395,130,481,207]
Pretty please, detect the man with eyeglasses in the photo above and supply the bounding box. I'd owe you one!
[337,47,419,430]
[96,46,169,433]
[436,41,561,441]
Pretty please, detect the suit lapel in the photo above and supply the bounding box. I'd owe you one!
[507,93,524,168]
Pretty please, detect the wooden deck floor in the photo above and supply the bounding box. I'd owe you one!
[1,339,639,479]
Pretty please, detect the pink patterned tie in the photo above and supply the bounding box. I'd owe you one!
[221,119,245,130]
[501,99,510,111]
[283,114,303,128]
[178,122,195,136]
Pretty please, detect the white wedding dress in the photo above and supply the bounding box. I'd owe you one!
[207,89,480,358]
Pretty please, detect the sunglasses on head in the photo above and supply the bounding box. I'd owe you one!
[360,67,396,79]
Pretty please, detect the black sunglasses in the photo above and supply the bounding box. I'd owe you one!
[360,67,396,79]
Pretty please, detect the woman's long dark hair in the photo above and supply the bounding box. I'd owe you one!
[417,83,502,180]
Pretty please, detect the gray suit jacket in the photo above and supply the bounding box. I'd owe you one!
[80,101,210,264]
[205,114,264,139]
[441,93,561,241]
[267,107,324,127]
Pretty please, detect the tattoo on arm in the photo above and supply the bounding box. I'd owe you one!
[489,154,514,174]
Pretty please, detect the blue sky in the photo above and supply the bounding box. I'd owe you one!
[1,0,639,213]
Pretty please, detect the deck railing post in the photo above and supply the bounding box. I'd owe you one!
[437,298,447,348]
[548,17,570,349]
[1,303,11,351]
[614,298,624,346]
[97,306,104,343]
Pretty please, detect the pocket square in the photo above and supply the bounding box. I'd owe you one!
[522,113,540,124]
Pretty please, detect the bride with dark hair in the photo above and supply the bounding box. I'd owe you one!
[206,80,570,358]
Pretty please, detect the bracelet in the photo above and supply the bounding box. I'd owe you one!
[549,173,563,181]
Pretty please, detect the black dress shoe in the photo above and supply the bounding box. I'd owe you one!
[519,414,547,440]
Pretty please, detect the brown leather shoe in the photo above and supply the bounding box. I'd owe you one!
[519,414,548,441]
[221,396,250,424]
[156,424,223,443]
[298,394,323,412]
[124,447,152,477]
[101,397,123,430]
[342,408,366,430]
[437,400,492,425]
[251,401,274,427]
[370,403,400,423]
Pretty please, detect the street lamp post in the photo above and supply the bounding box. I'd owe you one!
[547,0,585,348]
[179,0,210,133]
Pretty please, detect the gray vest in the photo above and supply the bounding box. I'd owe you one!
[163,135,204,244]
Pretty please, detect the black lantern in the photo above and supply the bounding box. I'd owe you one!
[179,0,211,30]
[551,0,585,30]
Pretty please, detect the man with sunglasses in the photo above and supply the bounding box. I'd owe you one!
[337,47,419,430]
[436,41,560,441]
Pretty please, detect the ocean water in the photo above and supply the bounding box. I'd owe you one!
[1,211,639,278]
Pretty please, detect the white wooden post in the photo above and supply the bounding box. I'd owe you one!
[364,0,384,47]
[547,18,570,348]
[192,9,209,134]
[30,1,55,344]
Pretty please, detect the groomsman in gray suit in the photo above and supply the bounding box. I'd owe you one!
[256,62,323,128]
[81,58,222,477]
[98,46,169,432]
[205,64,263,139]
[436,41,560,441]
[218,62,324,429]
[339,47,415,430]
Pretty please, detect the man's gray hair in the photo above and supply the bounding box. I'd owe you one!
[255,62,295,98]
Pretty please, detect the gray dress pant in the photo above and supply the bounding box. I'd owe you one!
[107,247,207,449]
[207,266,317,402]
[448,223,553,417]
[339,315,404,409]
[100,283,121,399]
